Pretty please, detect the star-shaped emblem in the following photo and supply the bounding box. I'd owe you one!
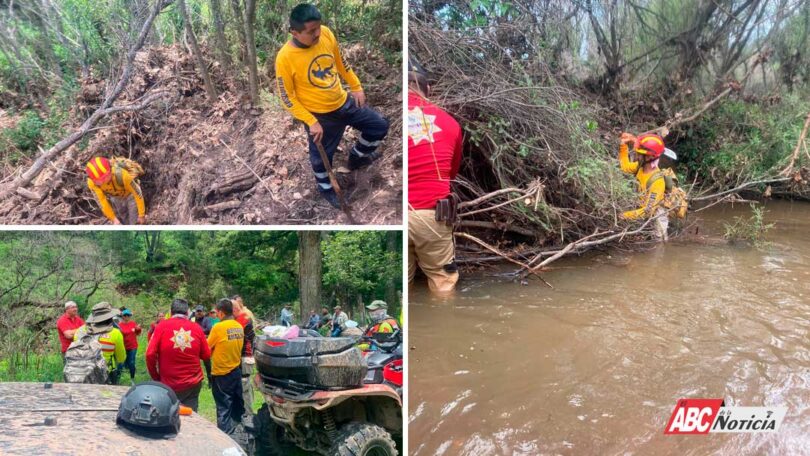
[172,328,194,352]
[408,106,442,145]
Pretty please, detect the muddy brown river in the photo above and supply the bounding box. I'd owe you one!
[408,201,810,455]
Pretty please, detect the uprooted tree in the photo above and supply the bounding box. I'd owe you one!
[409,0,810,271]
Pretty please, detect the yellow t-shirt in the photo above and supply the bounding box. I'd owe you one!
[275,25,362,126]
[87,167,145,222]
[207,319,244,376]
[618,143,666,219]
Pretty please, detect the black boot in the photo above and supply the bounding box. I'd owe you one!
[348,151,381,170]
[319,188,341,208]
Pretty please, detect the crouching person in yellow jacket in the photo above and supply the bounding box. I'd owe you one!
[618,132,671,241]
[85,156,146,225]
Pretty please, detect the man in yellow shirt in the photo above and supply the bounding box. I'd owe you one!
[208,298,245,434]
[85,156,146,225]
[275,3,389,208]
[74,302,126,384]
[618,132,669,240]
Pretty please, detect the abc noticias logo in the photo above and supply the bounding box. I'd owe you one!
[664,399,787,434]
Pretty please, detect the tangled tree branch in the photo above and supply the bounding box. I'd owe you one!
[0,0,172,202]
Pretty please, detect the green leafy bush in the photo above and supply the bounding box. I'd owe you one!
[723,204,774,247]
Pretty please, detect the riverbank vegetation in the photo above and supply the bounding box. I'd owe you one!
[410,0,810,271]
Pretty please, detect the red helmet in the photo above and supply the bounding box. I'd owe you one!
[85,157,111,184]
[634,133,665,158]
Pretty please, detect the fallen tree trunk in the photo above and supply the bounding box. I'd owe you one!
[0,0,171,202]
[652,52,765,138]
[780,112,810,176]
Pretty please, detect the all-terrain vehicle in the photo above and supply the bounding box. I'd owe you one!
[253,334,402,455]
[0,382,245,455]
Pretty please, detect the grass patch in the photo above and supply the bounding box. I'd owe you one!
[0,332,264,425]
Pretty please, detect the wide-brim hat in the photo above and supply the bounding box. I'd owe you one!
[86,301,118,324]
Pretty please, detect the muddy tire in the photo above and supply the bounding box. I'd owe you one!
[334,422,398,456]
[254,404,296,456]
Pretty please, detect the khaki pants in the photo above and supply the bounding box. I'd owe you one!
[111,196,139,225]
[408,209,459,293]
[655,207,669,242]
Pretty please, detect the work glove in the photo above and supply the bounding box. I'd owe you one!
[620,132,636,145]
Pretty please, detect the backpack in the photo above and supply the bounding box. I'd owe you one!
[644,168,688,219]
[63,333,109,384]
[110,157,145,189]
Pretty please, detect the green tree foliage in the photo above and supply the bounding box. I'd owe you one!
[322,231,403,318]
[0,230,402,379]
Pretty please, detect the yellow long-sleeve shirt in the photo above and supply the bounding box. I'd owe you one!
[275,26,362,126]
[87,168,145,222]
[618,143,666,220]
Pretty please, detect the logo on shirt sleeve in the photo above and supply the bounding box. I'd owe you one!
[308,54,338,89]
[408,106,442,145]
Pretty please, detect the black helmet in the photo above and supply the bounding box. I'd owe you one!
[116,381,181,434]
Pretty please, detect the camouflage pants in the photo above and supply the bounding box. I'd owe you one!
[241,357,255,413]
[111,196,139,225]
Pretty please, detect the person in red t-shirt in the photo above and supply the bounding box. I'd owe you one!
[118,308,142,385]
[56,301,84,362]
[147,311,163,342]
[145,298,212,411]
[407,63,463,293]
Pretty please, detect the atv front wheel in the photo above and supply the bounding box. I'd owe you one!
[254,404,296,456]
[334,422,398,456]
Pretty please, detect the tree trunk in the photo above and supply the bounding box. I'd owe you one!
[384,231,399,309]
[243,0,259,103]
[33,0,63,81]
[144,231,161,262]
[298,231,322,323]
[229,0,248,66]
[209,0,232,72]
[178,0,218,101]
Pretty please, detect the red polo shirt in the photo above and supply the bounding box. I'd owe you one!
[407,91,463,210]
[118,320,142,350]
[145,316,211,392]
[56,313,85,353]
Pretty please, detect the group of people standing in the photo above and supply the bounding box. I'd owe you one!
[56,295,257,435]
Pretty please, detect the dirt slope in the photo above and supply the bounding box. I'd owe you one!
[0,44,401,225]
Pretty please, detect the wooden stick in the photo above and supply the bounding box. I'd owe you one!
[315,141,357,224]
[219,138,286,208]
[455,231,553,288]
[690,176,791,202]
